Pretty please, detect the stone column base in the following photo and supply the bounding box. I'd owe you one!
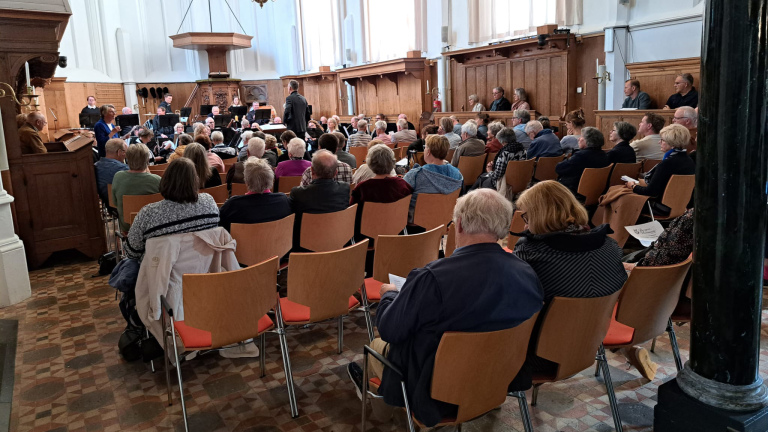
[0,234,30,307]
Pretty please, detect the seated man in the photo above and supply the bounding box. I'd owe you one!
[219,157,292,231]
[525,120,562,159]
[631,113,665,161]
[346,189,543,427]
[210,130,237,160]
[664,73,699,109]
[404,135,463,223]
[94,138,128,206]
[227,137,266,188]
[621,79,651,109]
[391,119,416,144]
[332,132,356,168]
[348,119,372,148]
[450,121,485,166]
[299,134,353,186]
[511,110,532,150]
[18,112,48,154]
[489,86,512,111]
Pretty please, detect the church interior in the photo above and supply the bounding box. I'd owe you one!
[0,0,766,431]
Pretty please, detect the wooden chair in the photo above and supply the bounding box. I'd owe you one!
[276,176,302,194]
[385,143,395,149]
[641,158,662,173]
[444,223,457,258]
[529,291,624,432]
[201,184,228,204]
[413,151,426,166]
[577,165,614,206]
[160,257,299,430]
[410,190,460,231]
[533,155,565,182]
[299,205,357,252]
[446,148,456,164]
[602,257,692,373]
[361,313,540,432]
[350,146,368,167]
[223,158,238,170]
[485,152,498,165]
[122,192,163,225]
[277,240,370,354]
[360,226,444,340]
[149,164,168,176]
[219,172,227,183]
[230,214,295,270]
[457,154,486,188]
[359,195,411,249]
[230,182,247,196]
[505,210,526,251]
[608,162,642,187]
[504,159,536,196]
[642,175,695,220]
[393,146,407,160]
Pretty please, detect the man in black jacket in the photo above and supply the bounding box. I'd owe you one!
[346,189,543,427]
[489,86,512,111]
[556,127,611,196]
[284,79,309,138]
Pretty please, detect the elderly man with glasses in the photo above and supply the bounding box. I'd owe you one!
[672,106,698,154]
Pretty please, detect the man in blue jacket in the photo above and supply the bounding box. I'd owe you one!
[347,189,544,427]
[525,120,563,159]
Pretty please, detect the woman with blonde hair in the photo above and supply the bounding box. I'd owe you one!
[183,142,222,189]
[625,123,694,198]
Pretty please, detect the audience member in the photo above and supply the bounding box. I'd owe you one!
[472,127,526,190]
[18,111,48,154]
[194,135,225,174]
[450,121,485,166]
[300,134,353,186]
[349,119,372,148]
[276,138,312,178]
[525,120,562,159]
[374,120,392,145]
[511,88,531,111]
[475,113,490,140]
[538,116,552,130]
[485,121,505,154]
[561,108,586,155]
[228,137,266,187]
[409,125,439,153]
[511,109,532,149]
[111,143,161,232]
[168,134,193,162]
[468,94,486,111]
[626,124,695,199]
[94,104,121,157]
[490,86,512,111]
[351,141,394,185]
[125,158,219,261]
[450,116,462,134]
[332,132,356,168]
[263,135,279,167]
[210,130,237,160]
[404,135,463,222]
[94,138,128,205]
[219,158,291,231]
[184,142,222,189]
[672,106,698,153]
[391,119,417,144]
[665,73,699,109]
[555,127,610,196]
[346,188,543,427]
[438,117,462,149]
[607,121,638,164]
[622,79,651,109]
[631,113,665,161]
[350,145,412,205]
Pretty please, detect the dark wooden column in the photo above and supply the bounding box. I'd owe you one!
[654,0,768,430]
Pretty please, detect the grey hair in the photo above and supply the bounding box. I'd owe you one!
[357,119,368,131]
[524,120,543,135]
[513,109,531,124]
[243,157,274,193]
[211,131,224,143]
[289,79,299,90]
[468,94,479,103]
[488,121,505,137]
[366,144,395,175]
[125,143,150,171]
[581,127,605,149]
[287,138,306,158]
[247,137,266,158]
[677,106,698,127]
[461,121,478,137]
[396,118,408,130]
[495,127,518,145]
[241,130,253,144]
[453,189,514,240]
[375,120,387,132]
[312,149,337,179]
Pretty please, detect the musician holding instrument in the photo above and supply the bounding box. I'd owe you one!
[207,106,220,118]
[151,107,175,140]
[94,104,121,158]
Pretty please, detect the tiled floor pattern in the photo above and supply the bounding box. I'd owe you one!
[4,252,768,432]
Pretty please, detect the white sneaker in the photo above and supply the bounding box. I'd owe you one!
[220,340,259,359]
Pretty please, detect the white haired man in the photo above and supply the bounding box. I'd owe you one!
[391,118,417,144]
[450,121,485,166]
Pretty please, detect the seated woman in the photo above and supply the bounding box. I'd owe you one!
[511,87,531,111]
[374,120,392,145]
[210,130,237,160]
[403,134,463,223]
[183,142,222,189]
[275,138,312,178]
[475,113,490,141]
[484,121,505,154]
[350,144,413,205]
[560,108,586,156]
[408,125,438,154]
[219,157,292,231]
[607,121,637,164]
[125,158,219,261]
[112,143,162,233]
[352,140,393,184]
[263,134,279,167]
[193,134,226,174]
[555,126,611,196]
[625,124,695,199]
[471,127,526,190]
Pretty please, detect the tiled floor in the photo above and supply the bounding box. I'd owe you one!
[3,252,768,432]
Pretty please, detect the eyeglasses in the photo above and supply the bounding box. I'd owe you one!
[673,116,689,121]
[521,212,528,224]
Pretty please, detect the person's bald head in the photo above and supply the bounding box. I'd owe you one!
[311,149,337,180]
[673,106,697,129]
[27,112,46,129]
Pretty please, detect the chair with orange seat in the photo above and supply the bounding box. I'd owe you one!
[160,257,298,431]
[457,154,486,190]
[276,175,302,194]
[299,205,357,252]
[528,291,624,431]
[608,162,642,187]
[230,214,295,271]
[505,159,536,196]
[200,184,228,204]
[360,226,444,341]
[276,240,370,353]
[358,195,411,249]
[532,155,565,182]
[577,165,614,206]
[361,313,540,432]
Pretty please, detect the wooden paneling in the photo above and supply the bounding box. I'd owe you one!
[595,109,676,149]
[569,34,605,126]
[281,72,342,120]
[627,58,701,109]
[134,82,196,118]
[240,79,284,118]
[41,79,126,130]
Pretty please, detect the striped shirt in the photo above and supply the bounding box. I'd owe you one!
[126,193,220,260]
[348,131,372,148]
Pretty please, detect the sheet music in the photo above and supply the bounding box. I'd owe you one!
[388,274,407,292]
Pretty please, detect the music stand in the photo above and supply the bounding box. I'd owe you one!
[229,106,247,121]
[213,114,232,128]
[158,114,180,129]
[252,108,271,122]
[79,113,101,128]
[179,107,192,123]
[200,105,215,116]
[115,114,140,129]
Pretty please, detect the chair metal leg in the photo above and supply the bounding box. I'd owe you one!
[337,316,344,354]
[275,299,299,418]
[146,328,155,373]
[595,360,601,377]
[510,391,534,432]
[650,337,657,353]
[400,381,416,432]
[162,313,172,406]
[598,344,623,432]
[259,333,266,378]
[168,319,189,432]
[531,384,540,406]
[359,282,375,342]
[362,352,369,432]
[667,318,683,372]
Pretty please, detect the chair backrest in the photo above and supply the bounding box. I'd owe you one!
[615,256,692,344]
[642,158,662,173]
[506,210,526,249]
[608,162,642,187]
[149,165,167,176]
[183,256,278,348]
[415,151,426,166]
[457,154,486,187]
[219,172,227,183]
[534,290,622,380]
[372,225,444,282]
[359,195,411,245]
[533,155,565,181]
[287,240,369,322]
[385,143,395,149]
[276,176,302,194]
[230,182,248,197]
[394,147,407,160]
[201,184,228,204]
[300,205,357,252]
[350,147,368,167]
[230,214,295,267]
[444,223,457,258]
[431,312,540,424]
[505,159,536,195]
[659,175,695,219]
[107,184,116,208]
[446,148,456,164]
[123,193,163,224]
[577,165,613,206]
[223,158,238,169]
[412,190,460,230]
[485,152,498,166]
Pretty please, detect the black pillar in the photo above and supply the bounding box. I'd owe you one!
[655,0,768,430]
